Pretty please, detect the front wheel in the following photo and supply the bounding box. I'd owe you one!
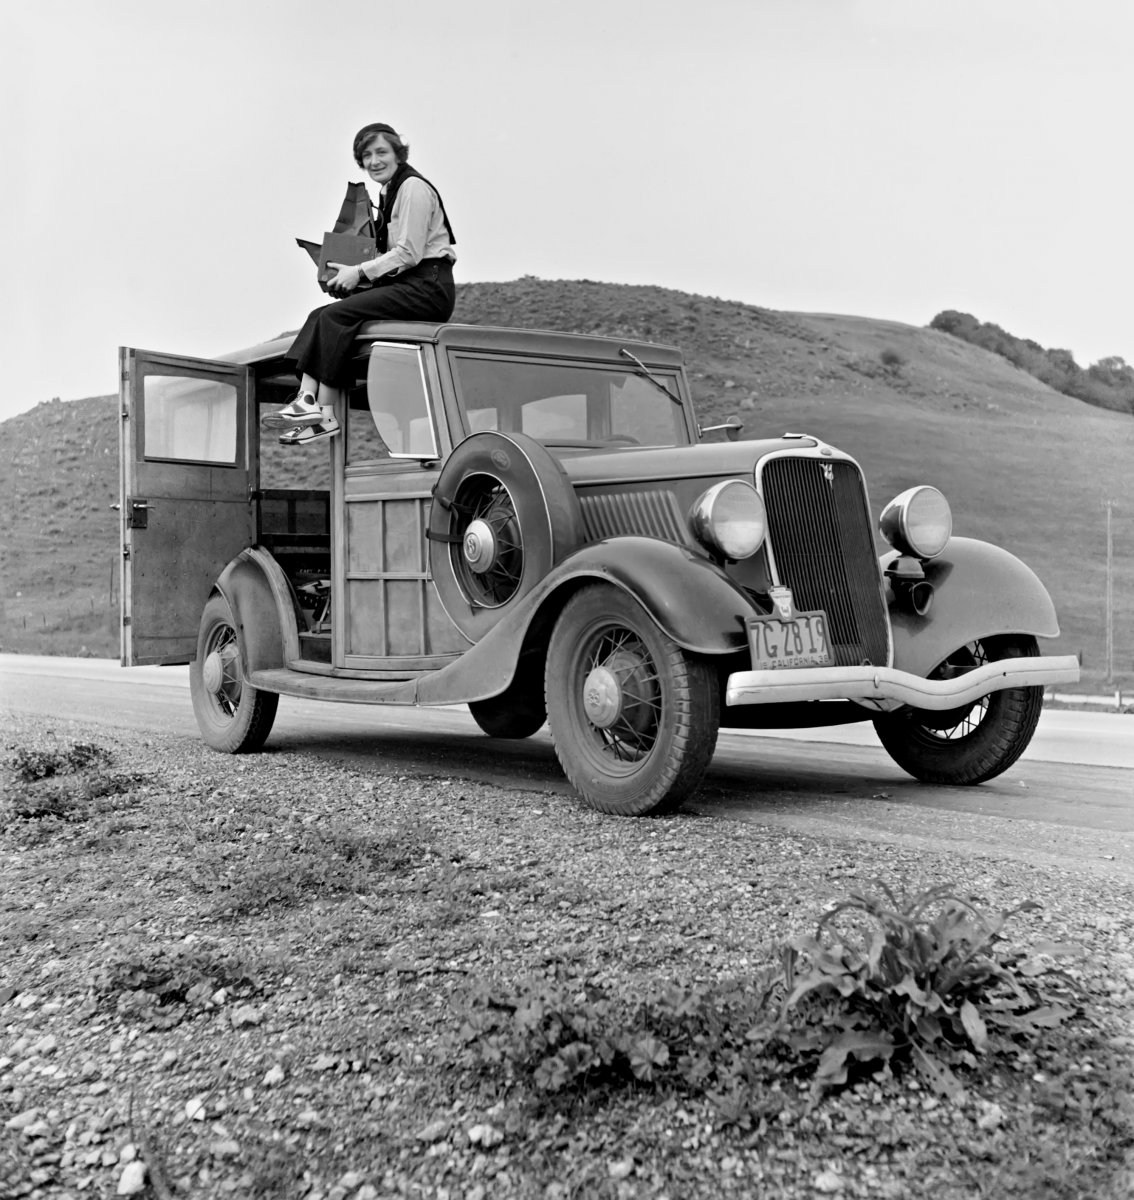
[872,634,1043,785]
[545,584,720,815]
[189,594,279,753]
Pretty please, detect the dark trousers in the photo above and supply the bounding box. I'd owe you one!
[288,258,456,387]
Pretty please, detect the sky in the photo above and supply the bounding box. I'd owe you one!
[2,0,1131,423]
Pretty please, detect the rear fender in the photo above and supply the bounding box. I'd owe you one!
[885,536,1060,679]
[213,548,300,674]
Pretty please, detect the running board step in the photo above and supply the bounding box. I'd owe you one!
[249,668,423,705]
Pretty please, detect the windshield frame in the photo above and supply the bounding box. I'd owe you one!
[446,350,695,450]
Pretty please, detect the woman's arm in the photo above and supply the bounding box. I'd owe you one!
[361,178,438,282]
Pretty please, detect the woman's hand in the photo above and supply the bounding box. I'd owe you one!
[326,263,365,298]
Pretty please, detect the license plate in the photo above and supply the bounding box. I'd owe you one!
[746,611,831,669]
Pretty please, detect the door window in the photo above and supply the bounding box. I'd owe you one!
[143,374,238,464]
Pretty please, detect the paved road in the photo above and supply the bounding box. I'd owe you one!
[3,654,1132,879]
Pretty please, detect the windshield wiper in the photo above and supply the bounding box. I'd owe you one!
[619,347,683,406]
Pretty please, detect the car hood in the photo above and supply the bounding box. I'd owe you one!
[556,434,830,487]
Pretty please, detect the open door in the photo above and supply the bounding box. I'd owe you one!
[119,348,255,665]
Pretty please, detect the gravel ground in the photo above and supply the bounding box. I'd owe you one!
[1,713,1133,1200]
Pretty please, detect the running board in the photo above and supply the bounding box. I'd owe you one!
[248,668,424,705]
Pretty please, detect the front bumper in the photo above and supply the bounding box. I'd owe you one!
[725,655,1081,710]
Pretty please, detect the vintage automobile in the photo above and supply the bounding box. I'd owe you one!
[118,322,1080,815]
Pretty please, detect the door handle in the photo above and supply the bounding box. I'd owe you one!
[126,498,152,529]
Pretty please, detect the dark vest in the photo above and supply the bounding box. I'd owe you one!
[376,163,456,252]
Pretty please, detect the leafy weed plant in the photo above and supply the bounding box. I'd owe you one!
[6,738,111,781]
[778,882,1081,1097]
[456,884,1085,1117]
[91,938,267,1028]
[454,970,783,1126]
[2,737,148,827]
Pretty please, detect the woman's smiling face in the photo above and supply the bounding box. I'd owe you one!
[360,134,399,185]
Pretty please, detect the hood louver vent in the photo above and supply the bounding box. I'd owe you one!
[578,489,688,544]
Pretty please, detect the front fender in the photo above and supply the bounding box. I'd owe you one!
[414,537,754,706]
[213,547,300,674]
[547,537,754,654]
[884,536,1060,679]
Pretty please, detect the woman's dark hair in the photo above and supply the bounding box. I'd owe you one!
[353,123,410,166]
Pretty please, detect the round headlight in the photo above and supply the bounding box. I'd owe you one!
[879,486,952,559]
[689,480,766,560]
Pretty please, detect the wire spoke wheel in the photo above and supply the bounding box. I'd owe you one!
[872,634,1043,785]
[917,640,991,740]
[189,595,278,753]
[450,475,524,608]
[427,432,584,641]
[583,634,663,764]
[202,621,243,718]
[546,584,719,815]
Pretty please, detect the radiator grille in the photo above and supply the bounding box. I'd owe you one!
[579,489,688,543]
[759,457,889,668]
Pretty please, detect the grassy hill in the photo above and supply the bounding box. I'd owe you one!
[2,278,1131,684]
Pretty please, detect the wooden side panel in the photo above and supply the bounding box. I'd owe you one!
[343,491,465,666]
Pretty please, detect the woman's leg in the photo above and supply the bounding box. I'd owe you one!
[273,262,456,441]
[315,383,341,429]
[290,263,456,384]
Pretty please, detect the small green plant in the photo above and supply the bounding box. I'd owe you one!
[454,971,780,1125]
[778,882,1080,1097]
[6,739,111,782]
[2,738,147,827]
[91,938,266,1028]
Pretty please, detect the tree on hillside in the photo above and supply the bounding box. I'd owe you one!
[930,312,1134,416]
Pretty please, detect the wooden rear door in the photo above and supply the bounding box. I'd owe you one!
[119,347,255,665]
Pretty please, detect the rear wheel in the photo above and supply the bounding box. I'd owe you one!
[190,595,278,753]
[545,585,719,815]
[468,669,547,738]
[872,634,1042,785]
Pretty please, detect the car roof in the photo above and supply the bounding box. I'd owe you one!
[222,322,686,369]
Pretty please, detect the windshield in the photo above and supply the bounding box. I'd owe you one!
[450,354,691,448]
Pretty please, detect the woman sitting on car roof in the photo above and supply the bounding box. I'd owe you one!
[263,122,457,445]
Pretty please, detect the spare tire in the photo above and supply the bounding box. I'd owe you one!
[428,431,582,641]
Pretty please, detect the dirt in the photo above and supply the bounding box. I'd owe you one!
[2,714,1133,1199]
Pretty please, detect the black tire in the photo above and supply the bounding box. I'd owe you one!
[872,634,1043,785]
[545,584,720,815]
[468,670,547,738]
[189,594,279,753]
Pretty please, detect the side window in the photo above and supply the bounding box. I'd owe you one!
[359,343,437,460]
[142,375,237,463]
